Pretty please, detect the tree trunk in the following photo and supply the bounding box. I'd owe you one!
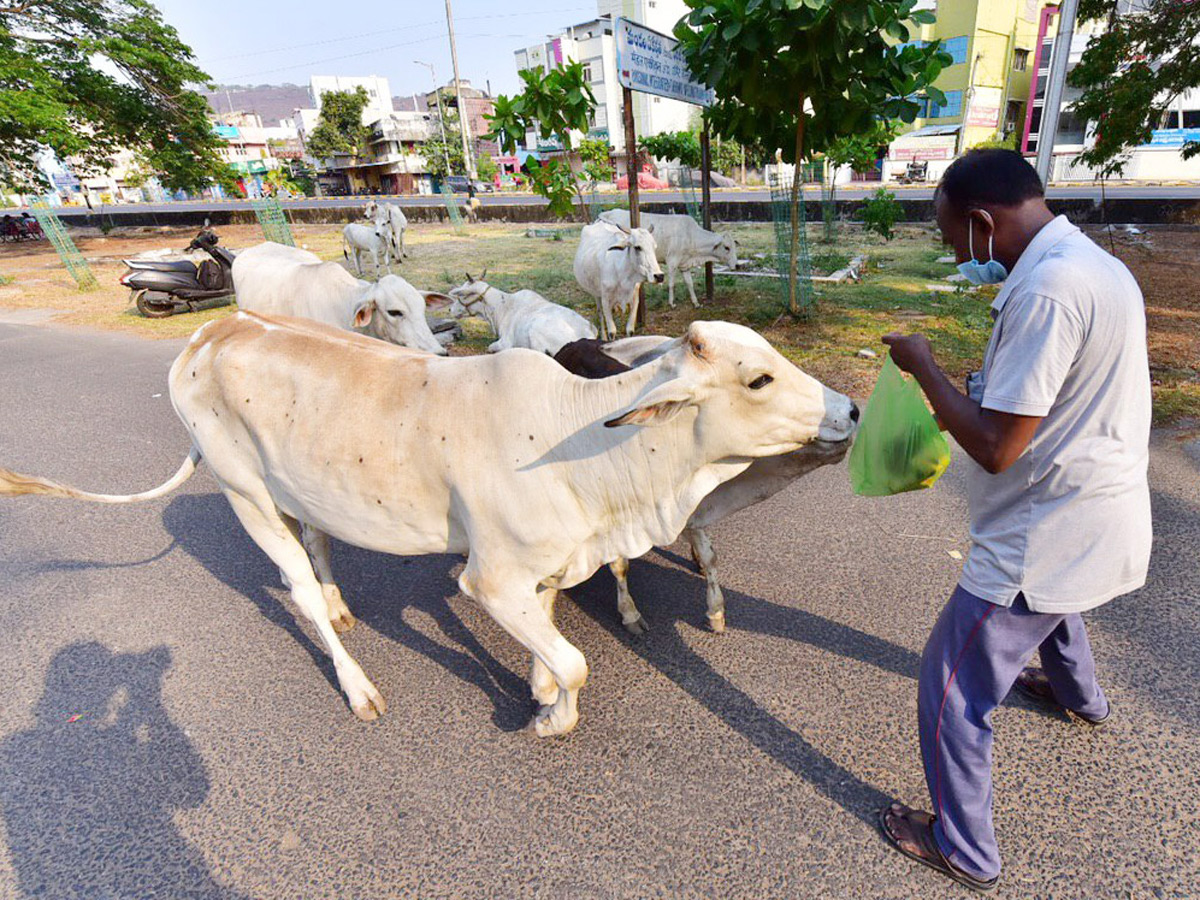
[788,97,808,316]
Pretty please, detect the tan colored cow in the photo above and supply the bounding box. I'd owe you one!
[0,313,855,736]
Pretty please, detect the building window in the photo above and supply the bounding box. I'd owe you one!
[1004,100,1022,134]
[1013,48,1030,71]
[925,90,963,118]
[582,63,592,82]
[1184,110,1200,128]
[940,36,969,66]
[1165,110,1180,129]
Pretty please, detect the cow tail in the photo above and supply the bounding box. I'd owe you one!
[0,446,202,504]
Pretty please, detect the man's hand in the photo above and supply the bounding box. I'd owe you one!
[882,332,933,375]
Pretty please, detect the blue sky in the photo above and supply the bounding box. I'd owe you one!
[152,0,601,100]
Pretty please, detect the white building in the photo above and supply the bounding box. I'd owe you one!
[513,0,695,163]
[308,75,395,124]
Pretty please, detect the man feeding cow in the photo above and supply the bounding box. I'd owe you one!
[0,314,857,737]
[877,150,1151,893]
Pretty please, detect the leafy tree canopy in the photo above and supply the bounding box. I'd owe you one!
[641,131,702,167]
[306,87,372,161]
[1071,0,1200,173]
[675,0,949,163]
[0,0,232,192]
[424,109,467,179]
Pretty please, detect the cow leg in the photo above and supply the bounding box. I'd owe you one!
[683,270,701,308]
[623,293,638,336]
[300,522,356,633]
[601,300,617,341]
[470,579,587,737]
[666,265,678,308]
[686,526,726,633]
[529,587,560,707]
[609,557,648,635]
[225,491,385,721]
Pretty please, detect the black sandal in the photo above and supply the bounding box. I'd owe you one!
[1013,667,1110,727]
[879,801,999,893]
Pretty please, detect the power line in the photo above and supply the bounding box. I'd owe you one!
[210,6,594,62]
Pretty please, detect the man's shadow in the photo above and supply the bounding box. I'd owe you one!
[160,494,533,731]
[0,642,251,900]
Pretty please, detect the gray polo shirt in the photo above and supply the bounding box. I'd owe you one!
[960,215,1152,614]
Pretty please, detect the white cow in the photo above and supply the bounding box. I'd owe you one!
[573,220,664,340]
[0,315,855,736]
[447,272,596,355]
[233,241,446,355]
[599,209,738,308]
[343,222,392,277]
[554,335,853,634]
[364,199,408,261]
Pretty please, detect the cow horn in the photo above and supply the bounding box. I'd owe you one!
[465,271,475,283]
[479,267,488,281]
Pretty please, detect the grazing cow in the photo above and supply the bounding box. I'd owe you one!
[447,272,596,355]
[573,220,664,340]
[599,209,738,308]
[233,241,447,355]
[364,199,408,260]
[343,222,392,277]
[554,336,853,633]
[0,315,855,736]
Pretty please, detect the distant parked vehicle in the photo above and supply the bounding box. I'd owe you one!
[616,171,670,191]
[1,214,44,242]
[443,176,494,194]
[895,160,928,185]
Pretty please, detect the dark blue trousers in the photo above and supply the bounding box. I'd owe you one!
[918,586,1109,880]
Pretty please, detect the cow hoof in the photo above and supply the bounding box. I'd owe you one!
[623,616,649,636]
[707,612,726,634]
[531,683,558,708]
[351,688,387,722]
[527,706,577,738]
[331,610,357,634]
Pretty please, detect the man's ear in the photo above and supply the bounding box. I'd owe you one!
[604,379,698,428]
[353,298,377,328]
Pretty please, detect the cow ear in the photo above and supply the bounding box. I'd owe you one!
[604,379,697,428]
[353,298,377,328]
[607,240,630,252]
[421,291,453,310]
[646,223,654,234]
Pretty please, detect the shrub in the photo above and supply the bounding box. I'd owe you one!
[862,188,902,241]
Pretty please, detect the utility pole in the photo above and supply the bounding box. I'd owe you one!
[1035,0,1080,187]
[444,0,476,179]
[415,60,453,180]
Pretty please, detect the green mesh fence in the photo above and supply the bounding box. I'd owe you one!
[30,200,97,291]
[768,169,815,316]
[251,197,294,246]
[680,168,703,225]
[438,184,465,234]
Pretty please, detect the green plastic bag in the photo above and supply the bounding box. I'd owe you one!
[849,355,951,497]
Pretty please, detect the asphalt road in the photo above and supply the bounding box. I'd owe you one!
[0,320,1197,899]
[25,181,1200,217]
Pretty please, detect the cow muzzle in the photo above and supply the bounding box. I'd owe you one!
[653,273,665,284]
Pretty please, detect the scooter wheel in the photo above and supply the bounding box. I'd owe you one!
[134,291,176,318]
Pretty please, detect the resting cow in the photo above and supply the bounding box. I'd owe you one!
[573,220,663,339]
[554,336,853,633]
[599,209,738,309]
[232,241,448,355]
[447,272,596,355]
[0,314,855,737]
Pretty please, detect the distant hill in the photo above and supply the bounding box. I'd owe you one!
[203,84,313,126]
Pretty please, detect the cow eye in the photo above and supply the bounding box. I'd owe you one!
[387,309,404,317]
[748,374,773,390]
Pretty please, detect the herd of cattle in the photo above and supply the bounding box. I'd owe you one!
[0,202,858,737]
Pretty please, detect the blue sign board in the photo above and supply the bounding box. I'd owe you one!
[1149,128,1200,147]
[213,124,241,140]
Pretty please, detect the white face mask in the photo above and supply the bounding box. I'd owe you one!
[957,218,1009,286]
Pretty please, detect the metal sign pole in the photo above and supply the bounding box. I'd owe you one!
[700,123,713,304]
[623,85,644,329]
[1035,0,1080,186]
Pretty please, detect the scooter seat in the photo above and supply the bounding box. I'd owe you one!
[123,259,196,272]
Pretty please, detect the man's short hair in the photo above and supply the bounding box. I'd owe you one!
[936,149,1045,212]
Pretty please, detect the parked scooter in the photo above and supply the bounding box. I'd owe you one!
[120,227,235,318]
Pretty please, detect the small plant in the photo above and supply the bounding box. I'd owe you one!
[862,188,902,241]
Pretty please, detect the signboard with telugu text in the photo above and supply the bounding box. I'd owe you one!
[615,17,714,107]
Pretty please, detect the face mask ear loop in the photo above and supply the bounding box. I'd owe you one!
[987,227,995,264]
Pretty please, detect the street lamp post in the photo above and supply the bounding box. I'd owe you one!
[415,60,454,181]
[444,0,477,180]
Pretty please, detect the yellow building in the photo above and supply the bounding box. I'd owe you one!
[888,0,1055,175]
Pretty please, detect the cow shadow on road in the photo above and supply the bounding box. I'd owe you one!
[568,550,916,827]
[0,641,251,900]
[160,493,533,732]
